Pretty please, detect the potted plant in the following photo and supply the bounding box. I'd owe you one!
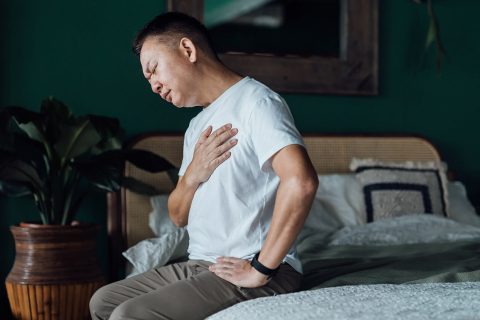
[0,97,175,320]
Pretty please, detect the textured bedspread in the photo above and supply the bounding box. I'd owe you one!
[209,216,480,320]
[208,282,480,320]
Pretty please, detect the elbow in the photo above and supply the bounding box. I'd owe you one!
[296,173,319,199]
[283,172,318,201]
[307,173,319,196]
[171,217,187,228]
[169,211,187,228]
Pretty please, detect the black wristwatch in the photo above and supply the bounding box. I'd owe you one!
[250,252,279,279]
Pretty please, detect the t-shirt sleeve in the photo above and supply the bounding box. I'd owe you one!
[178,128,193,177]
[249,96,305,170]
[178,139,191,177]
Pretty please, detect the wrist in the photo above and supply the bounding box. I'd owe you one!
[183,168,201,189]
[249,265,270,285]
[250,252,280,280]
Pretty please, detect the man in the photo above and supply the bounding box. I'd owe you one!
[90,11,318,320]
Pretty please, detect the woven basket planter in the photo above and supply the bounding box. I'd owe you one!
[5,223,104,320]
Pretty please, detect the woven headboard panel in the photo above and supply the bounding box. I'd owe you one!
[107,134,441,279]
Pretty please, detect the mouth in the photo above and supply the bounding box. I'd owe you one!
[161,90,172,102]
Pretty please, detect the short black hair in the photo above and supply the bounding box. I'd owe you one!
[132,11,217,59]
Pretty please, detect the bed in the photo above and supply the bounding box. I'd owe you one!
[107,134,480,319]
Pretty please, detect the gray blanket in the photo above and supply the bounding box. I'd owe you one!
[299,241,480,289]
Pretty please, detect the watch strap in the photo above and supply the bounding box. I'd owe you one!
[250,252,279,279]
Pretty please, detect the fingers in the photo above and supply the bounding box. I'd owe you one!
[209,150,231,169]
[209,123,232,142]
[206,124,238,150]
[213,271,234,283]
[196,125,212,146]
[191,123,238,184]
[217,257,242,264]
[205,124,239,169]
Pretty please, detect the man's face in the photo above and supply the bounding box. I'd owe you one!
[139,36,196,107]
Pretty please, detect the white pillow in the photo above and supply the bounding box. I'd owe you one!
[448,181,480,227]
[297,174,364,248]
[297,174,480,250]
[123,194,189,277]
[149,195,178,236]
[122,229,189,277]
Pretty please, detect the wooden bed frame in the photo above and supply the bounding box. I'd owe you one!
[106,134,442,281]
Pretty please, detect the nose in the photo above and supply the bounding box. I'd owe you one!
[150,81,161,94]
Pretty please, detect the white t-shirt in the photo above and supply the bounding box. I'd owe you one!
[178,77,305,273]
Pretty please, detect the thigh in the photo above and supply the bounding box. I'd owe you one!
[90,261,193,320]
[110,263,245,320]
[109,262,302,320]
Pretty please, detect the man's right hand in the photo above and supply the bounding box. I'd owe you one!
[185,123,238,186]
[168,123,238,227]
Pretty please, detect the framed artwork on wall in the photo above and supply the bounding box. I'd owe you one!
[167,0,378,96]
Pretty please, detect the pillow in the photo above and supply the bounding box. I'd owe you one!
[296,174,364,253]
[329,214,480,246]
[123,195,189,277]
[448,181,480,227]
[122,229,189,277]
[149,195,178,236]
[350,158,449,222]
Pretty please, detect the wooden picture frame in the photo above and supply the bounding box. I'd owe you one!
[167,0,378,95]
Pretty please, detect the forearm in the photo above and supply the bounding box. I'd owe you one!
[167,169,200,227]
[168,124,238,227]
[258,175,318,269]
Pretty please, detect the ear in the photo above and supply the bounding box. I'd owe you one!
[179,37,197,63]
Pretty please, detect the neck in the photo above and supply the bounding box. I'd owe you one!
[195,59,243,108]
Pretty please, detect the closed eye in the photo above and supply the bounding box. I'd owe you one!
[145,62,157,80]
[150,64,157,77]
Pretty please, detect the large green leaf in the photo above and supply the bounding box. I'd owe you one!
[41,97,72,146]
[121,177,160,195]
[0,180,32,197]
[1,106,47,144]
[1,106,43,126]
[17,122,46,144]
[83,167,122,192]
[72,149,176,193]
[87,114,123,154]
[88,114,120,136]
[0,132,48,177]
[124,149,176,172]
[92,136,122,153]
[72,152,123,192]
[54,117,102,162]
[166,167,179,186]
[41,97,71,120]
[0,153,43,188]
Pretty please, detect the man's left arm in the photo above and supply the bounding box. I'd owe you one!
[209,144,318,287]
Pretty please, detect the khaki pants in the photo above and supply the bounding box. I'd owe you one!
[90,260,301,320]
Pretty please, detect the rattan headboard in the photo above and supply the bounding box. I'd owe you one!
[107,134,441,280]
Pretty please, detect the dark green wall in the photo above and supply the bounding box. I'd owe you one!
[1,0,479,317]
